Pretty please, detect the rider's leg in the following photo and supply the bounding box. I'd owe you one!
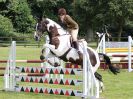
[71,29,79,51]
[73,41,82,53]
[70,29,83,58]
[73,41,79,50]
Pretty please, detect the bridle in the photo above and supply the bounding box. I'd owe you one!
[35,20,71,41]
[35,23,38,31]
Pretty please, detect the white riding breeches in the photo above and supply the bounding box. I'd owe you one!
[69,28,79,41]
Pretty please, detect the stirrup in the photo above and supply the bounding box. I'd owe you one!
[77,50,83,59]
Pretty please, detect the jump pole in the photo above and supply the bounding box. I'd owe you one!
[4,41,16,91]
[96,34,105,54]
[82,42,99,99]
[0,60,46,63]
[4,41,64,91]
[4,40,99,98]
[128,36,133,72]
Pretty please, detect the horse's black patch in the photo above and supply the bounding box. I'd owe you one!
[87,49,97,66]
[48,25,60,49]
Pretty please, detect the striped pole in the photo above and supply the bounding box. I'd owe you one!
[0,60,46,63]
[4,40,99,98]
[128,36,133,72]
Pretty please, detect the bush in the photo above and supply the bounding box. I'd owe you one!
[0,15,14,37]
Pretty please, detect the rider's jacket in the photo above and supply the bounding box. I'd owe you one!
[62,15,79,30]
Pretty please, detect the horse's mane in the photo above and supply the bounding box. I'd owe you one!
[46,18,61,29]
[46,18,69,35]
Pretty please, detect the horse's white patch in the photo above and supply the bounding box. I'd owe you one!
[66,48,79,60]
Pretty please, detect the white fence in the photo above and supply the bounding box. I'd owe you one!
[4,41,100,99]
[96,34,133,72]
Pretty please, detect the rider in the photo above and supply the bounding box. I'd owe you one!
[58,8,82,56]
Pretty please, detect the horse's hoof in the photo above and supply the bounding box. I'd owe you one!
[40,55,45,60]
[99,85,105,93]
[54,63,60,67]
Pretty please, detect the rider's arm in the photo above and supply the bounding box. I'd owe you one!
[64,15,78,29]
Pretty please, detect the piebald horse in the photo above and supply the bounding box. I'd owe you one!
[34,17,119,90]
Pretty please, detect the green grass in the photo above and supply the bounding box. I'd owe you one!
[0,46,133,99]
[99,70,133,99]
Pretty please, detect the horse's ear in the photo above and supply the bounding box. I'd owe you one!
[42,18,49,24]
[36,16,43,22]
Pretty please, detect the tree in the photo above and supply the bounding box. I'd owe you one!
[0,0,132,41]
[74,0,133,41]
[74,0,99,41]
[107,0,133,41]
[1,0,35,33]
[28,0,73,20]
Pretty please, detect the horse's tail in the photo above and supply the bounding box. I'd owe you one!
[98,53,120,75]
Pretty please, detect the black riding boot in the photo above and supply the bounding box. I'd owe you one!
[73,41,79,50]
[73,41,83,59]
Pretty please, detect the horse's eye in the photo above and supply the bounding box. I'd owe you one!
[37,24,42,30]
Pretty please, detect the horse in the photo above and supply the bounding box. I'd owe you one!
[34,17,120,91]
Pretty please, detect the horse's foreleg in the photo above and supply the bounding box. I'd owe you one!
[43,43,55,49]
[43,43,63,56]
[40,44,51,60]
[40,48,45,60]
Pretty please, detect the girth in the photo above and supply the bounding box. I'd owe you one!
[50,48,71,62]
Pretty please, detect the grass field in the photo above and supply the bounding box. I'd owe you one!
[0,46,133,99]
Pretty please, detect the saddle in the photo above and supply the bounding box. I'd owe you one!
[70,38,86,48]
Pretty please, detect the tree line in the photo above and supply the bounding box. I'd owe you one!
[0,0,133,41]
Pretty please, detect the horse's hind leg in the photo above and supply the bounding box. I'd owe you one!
[99,81,104,93]
[94,72,104,92]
